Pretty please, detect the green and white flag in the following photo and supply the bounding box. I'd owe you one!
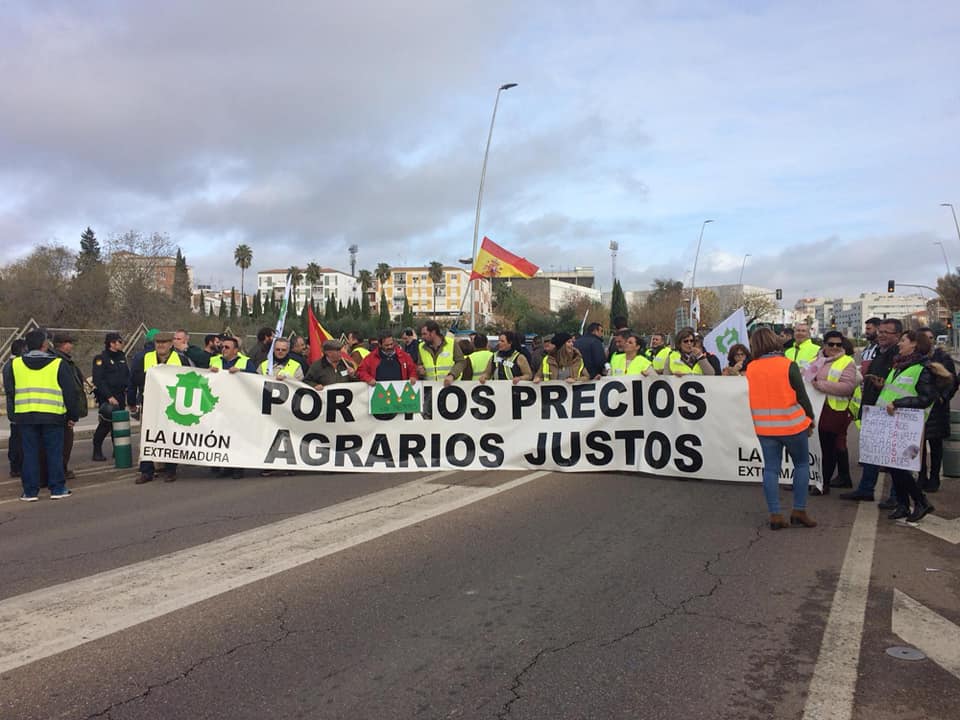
[268,272,294,374]
[703,307,749,362]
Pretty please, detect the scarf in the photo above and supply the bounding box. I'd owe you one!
[892,351,924,372]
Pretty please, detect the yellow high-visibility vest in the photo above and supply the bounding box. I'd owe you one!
[12,357,66,415]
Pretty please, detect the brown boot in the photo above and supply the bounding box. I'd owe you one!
[769,513,789,530]
[790,509,817,528]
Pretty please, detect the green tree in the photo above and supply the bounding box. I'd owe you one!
[401,296,413,327]
[374,262,391,288]
[378,289,390,327]
[304,262,322,304]
[172,248,192,306]
[428,261,445,316]
[609,279,628,328]
[218,297,227,319]
[76,227,103,275]
[240,293,249,317]
[233,244,252,304]
[252,290,262,318]
[641,278,685,334]
[199,289,206,316]
[361,288,371,319]
[936,272,960,311]
[229,287,238,319]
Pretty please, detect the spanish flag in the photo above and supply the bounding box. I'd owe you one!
[306,305,332,364]
[470,237,539,280]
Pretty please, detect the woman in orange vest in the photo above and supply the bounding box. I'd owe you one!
[744,328,817,530]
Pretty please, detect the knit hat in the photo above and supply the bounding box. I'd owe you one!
[550,332,572,347]
[144,328,160,341]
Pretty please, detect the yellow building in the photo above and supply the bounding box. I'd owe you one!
[378,266,491,321]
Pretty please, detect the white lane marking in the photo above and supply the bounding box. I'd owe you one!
[801,480,883,720]
[0,470,549,673]
[911,514,960,545]
[892,589,960,681]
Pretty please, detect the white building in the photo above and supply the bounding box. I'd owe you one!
[814,292,930,337]
[256,267,360,309]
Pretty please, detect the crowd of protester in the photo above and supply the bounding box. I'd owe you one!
[4,316,957,529]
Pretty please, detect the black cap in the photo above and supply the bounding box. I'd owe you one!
[105,332,123,344]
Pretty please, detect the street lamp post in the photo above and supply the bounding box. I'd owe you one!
[738,253,751,306]
[688,219,714,326]
[941,203,960,252]
[934,241,951,276]
[468,82,517,330]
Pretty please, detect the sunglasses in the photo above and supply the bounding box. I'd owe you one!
[825,342,843,347]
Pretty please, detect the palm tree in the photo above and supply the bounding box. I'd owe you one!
[305,262,322,305]
[287,265,302,306]
[357,268,374,317]
[234,244,253,315]
[374,262,391,287]
[428,261,445,316]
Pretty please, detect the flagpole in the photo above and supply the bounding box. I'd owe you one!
[470,82,517,330]
[688,219,713,326]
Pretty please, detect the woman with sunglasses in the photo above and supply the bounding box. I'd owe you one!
[664,327,717,376]
[805,330,858,495]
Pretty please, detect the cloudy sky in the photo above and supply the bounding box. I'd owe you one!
[2,1,958,306]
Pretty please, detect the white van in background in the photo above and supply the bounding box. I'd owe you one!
[936,334,949,346]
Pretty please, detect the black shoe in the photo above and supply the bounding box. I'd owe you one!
[829,477,853,488]
[810,486,824,496]
[906,503,934,523]
[887,505,909,520]
[839,491,874,501]
[878,498,899,510]
[92,450,107,462]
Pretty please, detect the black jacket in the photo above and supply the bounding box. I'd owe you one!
[924,351,958,439]
[3,351,83,424]
[574,333,606,378]
[92,349,131,406]
[861,343,898,408]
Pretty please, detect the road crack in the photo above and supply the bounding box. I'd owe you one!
[495,639,584,719]
[82,598,301,719]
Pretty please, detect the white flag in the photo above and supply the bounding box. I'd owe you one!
[690,293,701,327]
[703,307,749,363]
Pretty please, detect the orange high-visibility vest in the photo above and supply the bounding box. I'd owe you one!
[744,355,812,436]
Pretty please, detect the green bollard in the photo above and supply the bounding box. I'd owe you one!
[112,409,133,469]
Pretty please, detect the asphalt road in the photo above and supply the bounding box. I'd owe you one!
[0,440,957,719]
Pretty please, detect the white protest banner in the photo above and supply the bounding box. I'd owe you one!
[703,307,749,365]
[141,366,822,487]
[858,405,925,471]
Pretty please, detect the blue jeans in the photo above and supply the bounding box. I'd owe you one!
[854,464,898,501]
[758,432,810,513]
[20,423,67,497]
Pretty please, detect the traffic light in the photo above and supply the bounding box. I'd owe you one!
[775,288,782,300]
[887,279,895,293]
[949,319,954,330]
[831,317,836,329]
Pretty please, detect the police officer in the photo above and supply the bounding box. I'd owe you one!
[91,332,130,461]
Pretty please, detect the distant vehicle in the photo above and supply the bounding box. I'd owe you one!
[936,334,949,345]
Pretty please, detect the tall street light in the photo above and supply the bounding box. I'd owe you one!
[942,203,960,249]
[738,253,751,306]
[934,241,951,276]
[688,219,714,325]
[469,82,518,329]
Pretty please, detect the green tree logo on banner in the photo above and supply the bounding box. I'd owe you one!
[165,372,220,426]
[370,382,421,415]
